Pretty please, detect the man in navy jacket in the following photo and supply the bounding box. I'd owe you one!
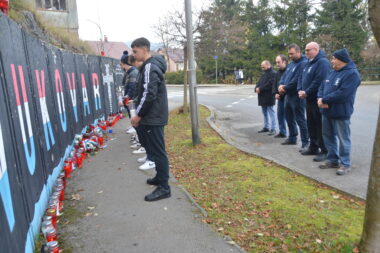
[298,42,330,161]
[278,44,309,150]
[317,48,361,175]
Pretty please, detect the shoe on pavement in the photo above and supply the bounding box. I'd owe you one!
[146,177,159,186]
[130,143,141,149]
[274,133,287,138]
[126,128,136,134]
[301,149,319,156]
[137,156,147,163]
[268,130,276,136]
[144,186,171,201]
[299,143,309,153]
[313,153,327,162]
[133,147,146,154]
[281,139,297,145]
[319,161,340,169]
[258,128,269,133]
[336,166,351,175]
[139,160,156,170]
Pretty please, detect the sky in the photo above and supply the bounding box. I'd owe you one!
[76,0,211,43]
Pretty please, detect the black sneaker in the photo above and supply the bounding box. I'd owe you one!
[146,178,159,186]
[268,130,276,136]
[319,162,340,169]
[301,149,319,156]
[274,133,287,138]
[281,139,297,145]
[258,128,269,133]
[144,186,171,201]
[313,153,327,162]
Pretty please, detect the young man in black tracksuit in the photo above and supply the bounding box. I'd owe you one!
[130,37,170,201]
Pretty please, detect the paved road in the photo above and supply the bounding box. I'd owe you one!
[167,85,380,199]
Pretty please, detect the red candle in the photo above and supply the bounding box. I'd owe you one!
[45,227,57,242]
[45,208,57,227]
[46,241,60,253]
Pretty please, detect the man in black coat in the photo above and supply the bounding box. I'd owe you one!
[273,55,288,138]
[130,37,171,201]
[255,60,277,135]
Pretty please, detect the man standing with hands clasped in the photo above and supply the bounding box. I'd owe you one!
[298,42,330,162]
[317,48,361,175]
[130,37,171,201]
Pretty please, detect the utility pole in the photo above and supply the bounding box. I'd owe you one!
[214,55,218,85]
[184,0,200,145]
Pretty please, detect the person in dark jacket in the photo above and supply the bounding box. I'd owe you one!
[120,51,139,118]
[298,42,331,161]
[278,44,309,150]
[130,37,170,201]
[273,54,288,138]
[317,48,361,175]
[256,60,277,135]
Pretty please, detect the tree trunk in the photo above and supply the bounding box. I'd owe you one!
[183,45,189,113]
[360,0,380,252]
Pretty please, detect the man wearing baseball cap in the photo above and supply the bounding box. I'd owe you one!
[317,48,361,175]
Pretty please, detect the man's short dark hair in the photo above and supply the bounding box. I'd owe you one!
[131,37,150,51]
[277,54,288,64]
[288,43,301,52]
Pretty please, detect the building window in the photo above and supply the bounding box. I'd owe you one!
[36,0,67,10]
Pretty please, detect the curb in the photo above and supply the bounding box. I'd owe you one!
[203,104,366,201]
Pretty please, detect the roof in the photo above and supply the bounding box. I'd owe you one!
[158,48,184,63]
[85,40,132,59]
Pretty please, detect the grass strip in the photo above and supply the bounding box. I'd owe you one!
[166,106,364,253]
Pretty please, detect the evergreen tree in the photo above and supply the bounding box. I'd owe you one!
[313,0,369,63]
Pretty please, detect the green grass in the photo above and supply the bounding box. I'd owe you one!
[166,106,364,252]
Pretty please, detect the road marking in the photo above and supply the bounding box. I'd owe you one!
[225,105,232,108]
[232,102,238,105]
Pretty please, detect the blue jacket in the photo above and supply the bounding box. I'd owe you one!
[318,61,361,120]
[298,50,331,101]
[279,55,307,95]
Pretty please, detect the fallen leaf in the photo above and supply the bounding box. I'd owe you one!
[85,212,93,217]
[71,193,81,200]
[256,233,264,237]
[97,190,103,194]
[352,247,360,253]
[316,239,322,244]
[87,206,95,210]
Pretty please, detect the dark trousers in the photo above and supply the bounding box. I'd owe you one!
[284,94,309,145]
[140,124,169,188]
[135,125,153,162]
[306,99,326,153]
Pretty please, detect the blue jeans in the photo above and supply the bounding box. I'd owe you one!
[322,115,351,167]
[261,106,276,131]
[284,94,309,145]
[277,99,287,135]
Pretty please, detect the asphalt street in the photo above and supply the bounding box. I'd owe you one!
[167,84,380,199]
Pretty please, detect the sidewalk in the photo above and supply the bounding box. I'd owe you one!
[61,118,243,253]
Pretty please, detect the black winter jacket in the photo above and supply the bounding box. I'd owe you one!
[123,66,139,99]
[255,68,276,106]
[273,67,286,101]
[135,56,168,126]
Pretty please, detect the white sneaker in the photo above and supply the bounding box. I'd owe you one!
[126,128,136,134]
[137,156,147,163]
[139,160,155,170]
[130,143,141,149]
[133,147,146,154]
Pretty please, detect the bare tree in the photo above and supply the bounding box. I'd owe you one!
[360,0,380,252]
[153,5,204,113]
